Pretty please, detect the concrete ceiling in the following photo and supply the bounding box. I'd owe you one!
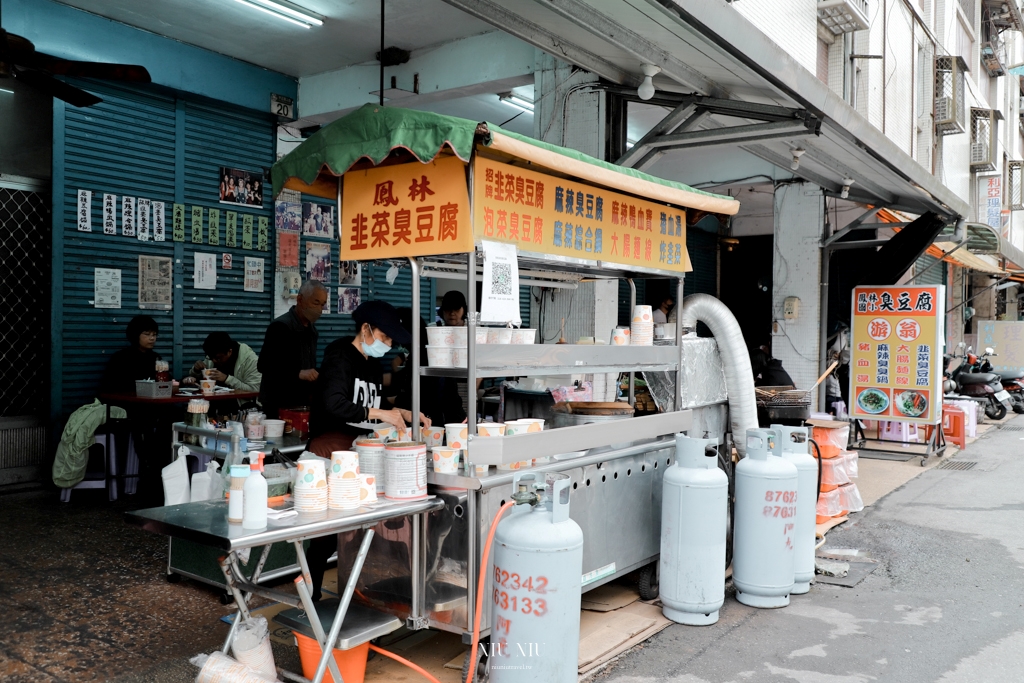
[53,0,494,77]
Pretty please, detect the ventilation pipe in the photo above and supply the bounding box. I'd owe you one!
[679,294,758,457]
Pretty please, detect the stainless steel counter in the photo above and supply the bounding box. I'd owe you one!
[126,497,444,552]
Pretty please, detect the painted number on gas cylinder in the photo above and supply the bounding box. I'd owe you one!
[493,565,548,594]
[762,505,797,518]
[765,490,797,503]
[493,589,548,616]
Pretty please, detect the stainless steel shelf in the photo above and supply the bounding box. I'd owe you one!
[418,343,679,378]
[459,410,691,465]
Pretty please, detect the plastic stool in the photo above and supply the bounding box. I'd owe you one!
[877,421,920,447]
[941,406,967,450]
[60,434,119,502]
[947,399,978,437]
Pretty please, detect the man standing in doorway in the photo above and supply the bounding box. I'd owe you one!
[653,295,675,324]
[258,280,326,418]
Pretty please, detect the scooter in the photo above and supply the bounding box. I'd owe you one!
[973,347,1024,414]
[949,344,1013,420]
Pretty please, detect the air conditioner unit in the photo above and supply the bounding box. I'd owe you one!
[971,143,990,165]
[817,0,870,34]
[970,108,997,171]
[934,56,968,136]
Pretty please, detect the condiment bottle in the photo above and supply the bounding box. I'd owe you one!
[228,464,250,524]
[242,453,268,529]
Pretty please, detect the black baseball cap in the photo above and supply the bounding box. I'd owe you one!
[352,300,411,346]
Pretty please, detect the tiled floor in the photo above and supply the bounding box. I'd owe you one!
[0,488,243,682]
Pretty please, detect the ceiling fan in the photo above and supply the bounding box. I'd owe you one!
[0,3,151,107]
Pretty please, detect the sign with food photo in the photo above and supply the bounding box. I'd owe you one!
[849,285,945,425]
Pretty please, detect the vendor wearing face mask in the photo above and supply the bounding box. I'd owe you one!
[307,300,432,458]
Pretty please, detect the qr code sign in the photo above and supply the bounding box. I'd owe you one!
[490,262,512,295]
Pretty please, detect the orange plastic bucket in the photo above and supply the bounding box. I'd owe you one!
[294,631,369,683]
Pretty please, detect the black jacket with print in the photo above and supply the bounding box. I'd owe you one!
[309,337,383,439]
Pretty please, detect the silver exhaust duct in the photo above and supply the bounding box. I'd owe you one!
[679,294,759,457]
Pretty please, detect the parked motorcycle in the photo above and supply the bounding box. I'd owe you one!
[973,347,1024,414]
[949,344,1013,420]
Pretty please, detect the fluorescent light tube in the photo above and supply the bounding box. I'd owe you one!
[230,0,323,28]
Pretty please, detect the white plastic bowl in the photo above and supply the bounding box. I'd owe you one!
[426,345,454,367]
[263,419,286,438]
[511,329,536,344]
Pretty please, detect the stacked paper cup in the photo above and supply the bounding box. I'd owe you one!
[292,459,327,512]
[328,450,361,510]
[631,305,654,346]
[358,474,378,505]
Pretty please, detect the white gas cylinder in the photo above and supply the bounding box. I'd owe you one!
[733,428,798,608]
[659,434,728,625]
[490,472,583,683]
[770,425,819,594]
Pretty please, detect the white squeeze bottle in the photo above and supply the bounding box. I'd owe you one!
[243,452,268,529]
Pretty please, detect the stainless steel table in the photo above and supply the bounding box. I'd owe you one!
[127,496,443,683]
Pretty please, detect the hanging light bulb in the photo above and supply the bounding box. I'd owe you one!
[638,64,661,101]
[840,177,855,199]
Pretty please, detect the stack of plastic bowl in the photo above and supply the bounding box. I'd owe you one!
[426,326,467,367]
[611,326,631,345]
[292,459,327,512]
[328,451,360,510]
[486,327,514,344]
[511,328,537,344]
[631,305,654,346]
[431,446,461,473]
[354,438,386,494]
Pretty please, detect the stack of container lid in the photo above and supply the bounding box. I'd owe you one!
[810,421,864,523]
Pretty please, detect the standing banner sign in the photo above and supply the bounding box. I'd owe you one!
[977,321,1024,376]
[849,285,945,424]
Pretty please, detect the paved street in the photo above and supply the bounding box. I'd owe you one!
[598,416,1024,683]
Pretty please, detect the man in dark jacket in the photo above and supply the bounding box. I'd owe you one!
[257,280,326,418]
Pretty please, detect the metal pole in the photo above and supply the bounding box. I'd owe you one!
[675,276,684,411]
[628,278,636,407]
[291,544,346,683]
[818,243,831,413]
[465,488,477,642]
[410,256,421,441]
[466,154,478,471]
[220,544,273,654]
[379,0,385,107]
[312,529,376,683]
[408,513,424,628]
[906,239,966,284]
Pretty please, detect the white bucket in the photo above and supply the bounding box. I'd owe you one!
[384,441,427,500]
[263,419,285,438]
[426,326,467,347]
[451,347,467,367]
[426,345,454,367]
[475,327,489,344]
[355,438,386,494]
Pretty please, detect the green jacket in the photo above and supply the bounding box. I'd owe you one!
[190,342,262,393]
[52,399,127,488]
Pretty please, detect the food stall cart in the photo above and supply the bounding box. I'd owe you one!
[271,104,741,666]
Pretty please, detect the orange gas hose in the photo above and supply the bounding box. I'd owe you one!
[368,644,442,683]
[466,500,517,683]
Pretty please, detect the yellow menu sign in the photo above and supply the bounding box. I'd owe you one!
[849,285,945,425]
[472,156,691,273]
[341,155,472,259]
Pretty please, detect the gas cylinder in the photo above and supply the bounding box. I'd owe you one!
[659,434,728,625]
[490,472,583,683]
[733,428,798,608]
[770,425,818,594]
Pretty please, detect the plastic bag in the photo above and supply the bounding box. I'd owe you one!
[161,456,190,506]
[232,616,277,679]
[842,451,859,478]
[191,461,223,502]
[838,483,864,513]
[816,488,843,518]
[191,651,277,682]
[820,456,851,487]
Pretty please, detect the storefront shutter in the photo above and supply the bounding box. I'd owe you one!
[913,254,946,286]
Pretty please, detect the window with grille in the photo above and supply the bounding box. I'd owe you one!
[970,108,996,171]
[1009,161,1024,209]
[817,36,830,85]
[959,0,976,28]
[935,55,968,135]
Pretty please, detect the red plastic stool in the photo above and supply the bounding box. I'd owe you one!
[940,405,966,450]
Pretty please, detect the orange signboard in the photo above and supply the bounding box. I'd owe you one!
[849,285,945,425]
[471,156,691,273]
[341,155,471,259]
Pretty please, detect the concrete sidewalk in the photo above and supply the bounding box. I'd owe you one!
[596,415,1024,683]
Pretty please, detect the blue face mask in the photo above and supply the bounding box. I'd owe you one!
[361,330,392,358]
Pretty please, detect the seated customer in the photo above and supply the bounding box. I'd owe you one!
[188,332,262,392]
[100,315,162,394]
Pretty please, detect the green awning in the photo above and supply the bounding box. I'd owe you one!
[272,104,739,215]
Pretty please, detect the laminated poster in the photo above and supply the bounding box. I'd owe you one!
[153,201,166,241]
[191,206,204,244]
[222,253,232,270]
[172,203,186,242]
[122,196,136,236]
[305,241,331,287]
[94,268,121,308]
[208,208,220,246]
[244,257,265,293]
[275,190,301,233]
[242,214,254,249]
[338,286,360,314]
[225,211,238,247]
[102,193,116,235]
[339,261,361,286]
[138,255,172,310]
[194,252,217,290]
[302,202,334,239]
[257,216,269,251]
[137,198,151,241]
[278,231,299,267]
[77,190,92,232]
[480,239,521,325]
